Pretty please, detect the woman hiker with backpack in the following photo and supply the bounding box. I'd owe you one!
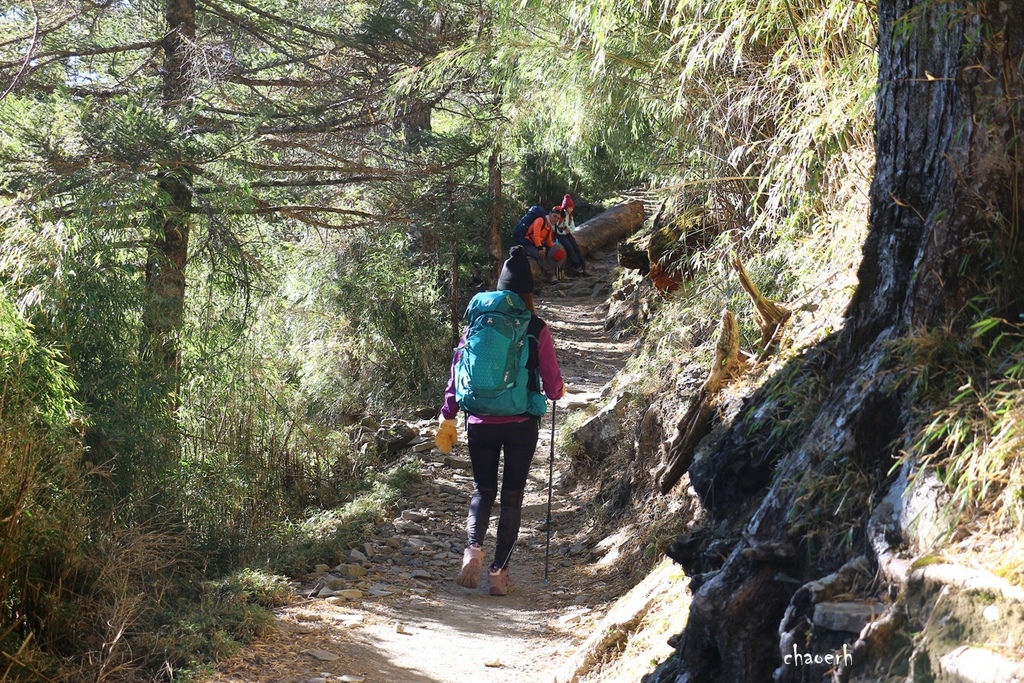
[434,245,565,595]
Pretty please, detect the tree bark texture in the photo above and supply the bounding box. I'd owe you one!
[488,145,504,283]
[651,3,1024,682]
[142,0,196,386]
[572,200,646,255]
[849,0,1024,344]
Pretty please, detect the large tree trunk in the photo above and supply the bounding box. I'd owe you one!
[849,0,1024,338]
[400,98,432,148]
[488,145,504,283]
[650,3,1024,682]
[142,0,195,399]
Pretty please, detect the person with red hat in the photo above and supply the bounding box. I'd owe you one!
[555,193,587,277]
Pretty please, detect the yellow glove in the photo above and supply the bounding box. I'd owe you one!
[554,381,568,401]
[435,418,458,454]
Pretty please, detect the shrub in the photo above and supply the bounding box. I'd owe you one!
[0,293,85,668]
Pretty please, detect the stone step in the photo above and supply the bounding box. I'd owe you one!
[812,601,887,634]
[940,646,1024,683]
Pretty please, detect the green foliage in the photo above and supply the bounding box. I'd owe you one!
[0,180,178,519]
[259,461,422,574]
[152,593,276,666]
[139,570,287,668]
[172,221,445,570]
[0,0,884,678]
[557,408,592,466]
[485,0,876,244]
[0,292,78,426]
[623,239,803,385]
[331,227,451,407]
[218,569,294,608]
[0,293,86,663]
[899,322,1024,529]
[51,530,284,678]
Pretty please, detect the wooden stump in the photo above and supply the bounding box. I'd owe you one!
[657,309,748,494]
[657,258,792,494]
[731,257,791,355]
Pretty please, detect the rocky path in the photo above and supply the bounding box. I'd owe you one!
[206,251,638,683]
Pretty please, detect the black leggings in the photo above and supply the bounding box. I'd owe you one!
[558,233,585,272]
[465,419,539,570]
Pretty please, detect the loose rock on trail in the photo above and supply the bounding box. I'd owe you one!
[206,250,643,683]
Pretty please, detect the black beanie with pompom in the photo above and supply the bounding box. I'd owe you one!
[496,245,534,295]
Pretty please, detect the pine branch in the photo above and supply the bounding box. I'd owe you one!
[198,0,319,52]
[0,2,87,51]
[200,0,342,43]
[1,0,40,100]
[0,40,160,71]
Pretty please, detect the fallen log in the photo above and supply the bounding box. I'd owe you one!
[526,200,646,283]
[573,200,646,255]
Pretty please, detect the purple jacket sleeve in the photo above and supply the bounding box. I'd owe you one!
[536,324,564,401]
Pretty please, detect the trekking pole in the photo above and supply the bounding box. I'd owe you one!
[544,400,556,585]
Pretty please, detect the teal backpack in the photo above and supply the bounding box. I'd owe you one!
[454,291,546,416]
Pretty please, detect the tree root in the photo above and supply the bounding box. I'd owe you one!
[731,256,791,357]
[657,257,791,495]
[657,309,747,493]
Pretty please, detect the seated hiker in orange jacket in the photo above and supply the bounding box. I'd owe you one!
[515,207,564,284]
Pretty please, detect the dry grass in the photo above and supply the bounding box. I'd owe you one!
[890,324,1024,584]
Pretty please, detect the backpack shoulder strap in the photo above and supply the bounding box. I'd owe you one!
[524,314,544,393]
[527,314,543,338]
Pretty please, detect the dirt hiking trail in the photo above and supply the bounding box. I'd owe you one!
[207,250,643,683]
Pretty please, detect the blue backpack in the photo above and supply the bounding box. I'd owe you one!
[512,205,549,243]
[454,291,546,416]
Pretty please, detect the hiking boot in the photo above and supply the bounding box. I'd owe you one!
[456,545,484,588]
[488,567,516,596]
